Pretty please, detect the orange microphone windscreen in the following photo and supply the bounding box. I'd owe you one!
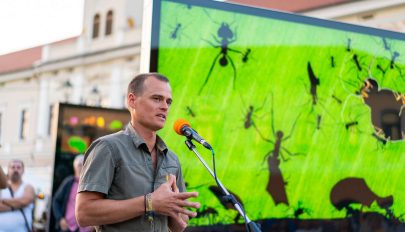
[173,119,190,135]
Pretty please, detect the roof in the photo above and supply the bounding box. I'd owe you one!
[0,46,42,74]
[226,0,354,12]
[0,36,78,74]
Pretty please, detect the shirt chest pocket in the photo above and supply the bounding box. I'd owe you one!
[156,164,179,185]
[112,164,152,197]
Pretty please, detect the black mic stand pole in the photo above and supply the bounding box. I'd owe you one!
[184,139,262,232]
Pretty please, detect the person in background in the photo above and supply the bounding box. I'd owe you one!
[53,154,93,232]
[76,73,200,232]
[0,166,7,189]
[0,159,35,232]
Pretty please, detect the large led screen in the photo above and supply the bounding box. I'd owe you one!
[148,0,405,230]
[49,104,130,231]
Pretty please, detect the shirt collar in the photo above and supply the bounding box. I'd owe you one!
[125,123,168,155]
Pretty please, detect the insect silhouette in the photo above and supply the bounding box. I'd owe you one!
[332,94,342,104]
[307,62,320,106]
[170,23,182,40]
[382,37,399,68]
[242,48,251,63]
[376,64,387,75]
[382,37,391,51]
[390,51,400,69]
[292,201,311,219]
[331,56,335,68]
[301,62,336,131]
[380,37,402,75]
[198,22,248,94]
[346,38,352,52]
[240,97,267,129]
[254,98,304,206]
[316,115,322,130]
[345,121,358,130]
[244,105,255,129]
[195,206,218,224]
[372,130,388,146]
[185,106,196,118]
[352,54,363,71]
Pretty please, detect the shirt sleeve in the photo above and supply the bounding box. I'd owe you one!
[78,139,116,195]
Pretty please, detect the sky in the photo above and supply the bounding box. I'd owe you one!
[0,0,84,55]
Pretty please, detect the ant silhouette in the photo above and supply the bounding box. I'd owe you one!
[339,38,376,93]
[185,105,196,118]
[170,23,182,40]
[254,96,304,206]
[198,21,249,94]
[345,121,359,130]
[332,94,343,105]
[331,56,335,68]
[374,37,405,86]
[165,20,190,41]
[242,48,251,63]
[340,52,374,96]
[286,201,311,219]
[382,37,401,70]
[341,109,368,135]
[243,105,255,129]
[376,63,387,75]
[240,96,267,129]
[346,38,352,52]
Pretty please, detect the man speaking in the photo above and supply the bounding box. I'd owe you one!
[76,73,200,232]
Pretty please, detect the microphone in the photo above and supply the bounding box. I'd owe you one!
[173,119,212,150]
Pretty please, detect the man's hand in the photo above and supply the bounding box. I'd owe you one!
[167,175,190,232]
[59,218,69,231]
[152,175,200,229]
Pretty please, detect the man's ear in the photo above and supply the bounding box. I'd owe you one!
[127,93,136,109]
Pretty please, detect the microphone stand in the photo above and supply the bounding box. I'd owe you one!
[184,139,262,232]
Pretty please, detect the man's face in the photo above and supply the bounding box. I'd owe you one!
[8,161,24,183]
[130,77,172,131]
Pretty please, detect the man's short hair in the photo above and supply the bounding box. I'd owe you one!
[127,73,169,96]
[8,159,24,170]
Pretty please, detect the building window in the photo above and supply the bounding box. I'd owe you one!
[92,14,100,38]
[19,109,30,140]
[105,10,113,36]
[48,104,55,136]
[381,110,401,140]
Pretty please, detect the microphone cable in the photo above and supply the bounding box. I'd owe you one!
[210,148,250,232]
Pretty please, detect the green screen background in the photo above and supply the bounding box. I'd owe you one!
[152,0,405,226]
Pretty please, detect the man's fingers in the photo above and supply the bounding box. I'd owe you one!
[176,191,198,200]
[176,207,197,218]
[178,200,200,209]
[170,174,179,193]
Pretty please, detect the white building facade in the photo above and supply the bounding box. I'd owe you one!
[0,0,143,206]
